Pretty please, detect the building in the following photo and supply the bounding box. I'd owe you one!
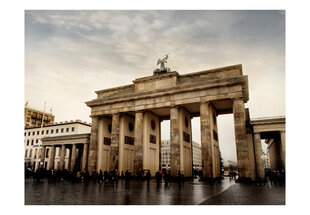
[265,138,283,170]
[24,120,91,171]
[250,116,286,177]
[24,106,55,128]
[223,160,238,168]
[161,140,202,171]
[85,64,285,180]
[192,141,202,170]
[161,140,170,170]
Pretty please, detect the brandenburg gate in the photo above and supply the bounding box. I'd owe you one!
[85,62,262,181]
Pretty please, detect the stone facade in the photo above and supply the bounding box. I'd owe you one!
[85,64,283,181]
[250,117,286,174]
[24,120,91,172]
[97,117,112,172]
[41,133,90,172]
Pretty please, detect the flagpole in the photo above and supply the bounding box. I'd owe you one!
[41,102,46,128]
[40,102,46,169]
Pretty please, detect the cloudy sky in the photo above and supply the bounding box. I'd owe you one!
[25,10,285,162]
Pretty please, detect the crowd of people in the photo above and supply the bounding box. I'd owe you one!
[26,168,120,184]
[25,167,192,186]
[262,169,285,186]
[25,166,285,187]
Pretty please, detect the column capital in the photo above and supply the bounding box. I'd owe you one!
[135,111,145,117]
[233,97,245,102]
[200,101,211,105]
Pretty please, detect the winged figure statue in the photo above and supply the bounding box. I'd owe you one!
[153,54,171,75]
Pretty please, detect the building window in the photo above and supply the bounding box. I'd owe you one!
[32,131,35,135]
[72,127,75,132]
[25,150,28,157]
[37,131,39,135]
[34,149,37,159]
[24,132,26,136]
[46,130,49,134]
[28,132,30,136]
[61,128,64,133]
[29,149,32,158]
[27,140,29,146]
[31,139,34,146]
[151,120,156,130]
[56,129,58,133]
[41,130,44,135]
[128,122,134,132]
[66,127,69,132]
[51,129,54,134]
[46,149,49,158]
[185,116,189,128]
[36,139,38,143]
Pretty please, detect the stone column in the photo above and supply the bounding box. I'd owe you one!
[190,116,193,175]
[134,112,144,175]
[40,146,46,168]
[170,106,180,177]
[200,102,213,178]
[70,144,77,173]
[88,116,99,172]
[253,133,264,178]
[82,143,88,171]
[233,99,251,179]
[280,131,286,170]
[59,145,66,171]
[110,113,120,171]
[159,119,162,170]
[49,146,56,170]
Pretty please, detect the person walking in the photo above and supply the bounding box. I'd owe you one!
[125,170,130,188]
[155,170,161,185]
[146,170,151,186]
[98,169,103,184]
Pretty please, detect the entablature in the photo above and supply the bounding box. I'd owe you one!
[42,133,90,146]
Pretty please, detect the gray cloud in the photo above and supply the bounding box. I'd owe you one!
[25,10,285,162]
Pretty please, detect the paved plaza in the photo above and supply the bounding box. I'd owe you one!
[25,177,285,205]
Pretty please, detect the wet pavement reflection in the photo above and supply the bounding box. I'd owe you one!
[25,177,234,205]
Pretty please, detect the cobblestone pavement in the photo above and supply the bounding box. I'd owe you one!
[25,177,284,205]
[200,183,285,205]
[25,177,234,205]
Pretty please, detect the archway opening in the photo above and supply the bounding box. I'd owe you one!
[160,120,170,171]
[217,114,238,177]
